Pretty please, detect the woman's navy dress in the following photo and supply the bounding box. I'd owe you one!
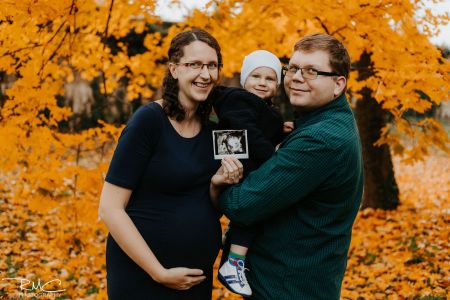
[105,102,221,299]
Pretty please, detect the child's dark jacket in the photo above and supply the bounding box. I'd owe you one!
[211,86,284,176]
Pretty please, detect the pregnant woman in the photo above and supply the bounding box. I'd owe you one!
[98,28,223,299]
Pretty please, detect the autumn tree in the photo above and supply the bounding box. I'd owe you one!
[1,0,448,212]
[1,0,449,222]
[0,0,168,195]
[0,1,449,298]
[0,1,168,297]
[180,0,450,209]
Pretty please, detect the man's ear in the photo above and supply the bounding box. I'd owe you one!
[169,63,178,79]
[333,76,346,97]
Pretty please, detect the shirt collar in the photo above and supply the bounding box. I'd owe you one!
[294,93,348,128]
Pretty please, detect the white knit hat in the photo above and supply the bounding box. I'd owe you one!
[240,50,282,87]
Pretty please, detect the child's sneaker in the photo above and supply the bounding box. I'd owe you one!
[218,258,252,297]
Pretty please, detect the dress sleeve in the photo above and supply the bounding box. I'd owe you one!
[105,104,162,190]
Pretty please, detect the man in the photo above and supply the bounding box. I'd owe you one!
[211,34,364,299]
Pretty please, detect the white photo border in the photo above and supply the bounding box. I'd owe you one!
[212,129,249,160]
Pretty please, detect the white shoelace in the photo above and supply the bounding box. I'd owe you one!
[236,260,250,286]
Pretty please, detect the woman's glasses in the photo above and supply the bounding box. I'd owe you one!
[174,62,222,72]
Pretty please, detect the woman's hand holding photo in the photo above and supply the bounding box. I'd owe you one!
[212,156,243,186]
[210,157,243,207]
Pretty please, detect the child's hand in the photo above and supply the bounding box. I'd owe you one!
[283,121,294,133]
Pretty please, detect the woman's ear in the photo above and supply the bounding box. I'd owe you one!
[333,76,347,97]
[169,63,178,79]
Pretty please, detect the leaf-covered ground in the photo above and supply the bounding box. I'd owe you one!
[1,152,449,299]
[340,153,449,300]
[212,153,450,300]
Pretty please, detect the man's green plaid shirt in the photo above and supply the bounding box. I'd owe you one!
[220,93,364,300]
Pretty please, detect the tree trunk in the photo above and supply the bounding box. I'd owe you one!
[354,52,399,209]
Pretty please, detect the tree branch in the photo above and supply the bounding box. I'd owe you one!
[101,0,115,99]
[103,0,115,43]
[314,16,330,34]
[331,25,348,36]
[1,44,43,58]
[69,0,77,62]
[39,30,69,78]
[43,0,75,53]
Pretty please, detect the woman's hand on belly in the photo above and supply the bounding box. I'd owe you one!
[156,267,206,290]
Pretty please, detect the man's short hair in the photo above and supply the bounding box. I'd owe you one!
[294,34,350,80]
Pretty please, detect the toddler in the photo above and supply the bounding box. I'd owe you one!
[212,50,291,297]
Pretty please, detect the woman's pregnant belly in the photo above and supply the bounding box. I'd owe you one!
[128,193,222,271]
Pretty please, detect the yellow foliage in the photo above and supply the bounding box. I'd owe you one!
[0,0,449,298]
[184,0,450,158]
[1,149,448,298]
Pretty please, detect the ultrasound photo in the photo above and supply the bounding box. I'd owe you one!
[212,130,249,160]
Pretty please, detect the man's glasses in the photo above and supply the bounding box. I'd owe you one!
[174,62,222,72]
[282,65,339,80]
